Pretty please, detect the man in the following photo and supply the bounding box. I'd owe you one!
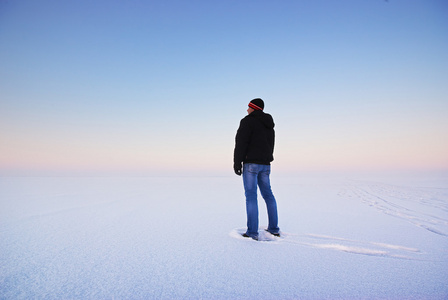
[234,98,280,240]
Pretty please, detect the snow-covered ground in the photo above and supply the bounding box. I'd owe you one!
[1,175,447,299]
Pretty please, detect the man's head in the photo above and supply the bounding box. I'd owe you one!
[247,98,264,114]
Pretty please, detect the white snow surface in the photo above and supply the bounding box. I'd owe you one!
[1,175,447,299]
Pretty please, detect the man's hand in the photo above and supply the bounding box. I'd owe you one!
[234,163,242,176]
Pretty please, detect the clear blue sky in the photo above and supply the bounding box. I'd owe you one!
[1,0,447,175]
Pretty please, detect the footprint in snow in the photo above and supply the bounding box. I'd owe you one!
[230,229,424,260]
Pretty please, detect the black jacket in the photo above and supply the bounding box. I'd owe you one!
[234,110,275,166]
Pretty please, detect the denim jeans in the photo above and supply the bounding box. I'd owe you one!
[243,163,279,238]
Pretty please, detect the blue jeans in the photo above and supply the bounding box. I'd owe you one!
[243,163,279,238]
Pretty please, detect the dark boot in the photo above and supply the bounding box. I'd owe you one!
[242,233,258,241]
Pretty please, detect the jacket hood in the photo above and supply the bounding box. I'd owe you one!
[250,110,275,129]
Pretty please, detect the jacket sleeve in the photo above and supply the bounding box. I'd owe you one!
[234,118,251,165]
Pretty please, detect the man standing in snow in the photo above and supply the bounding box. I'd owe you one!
[234,98,280,240]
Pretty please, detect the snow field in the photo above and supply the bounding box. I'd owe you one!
[1,175,447,299]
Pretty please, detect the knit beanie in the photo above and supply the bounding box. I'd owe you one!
[248,98,264,111]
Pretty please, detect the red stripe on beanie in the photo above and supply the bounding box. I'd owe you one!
[248,102,263,110]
